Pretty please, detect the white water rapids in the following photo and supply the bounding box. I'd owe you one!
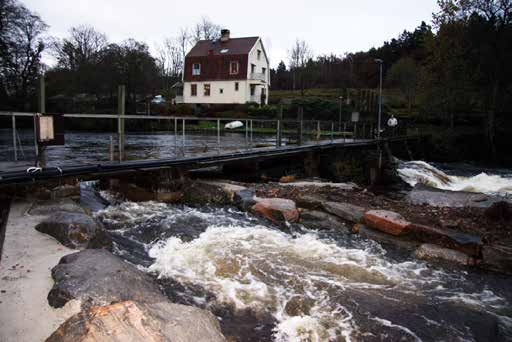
[397,160,512,195]
[96,202,512,341]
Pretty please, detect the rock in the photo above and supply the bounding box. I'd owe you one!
[482,244,512,274]
[295,194,325,210]
[29,198,85,216]
[182,182,231,204]
[278,181,359,191]
[407,223,482,257]
[484,201,512,221]
[48,249,167,308]
[50,184,80,199]
[358,225,419,250]
[363,210,410,236]
[284,296,314,316]
[279,175,296,183]
[415,244,476,266]
[407,184,506,208]
[322,202,366,223]
[251,198,299,223]
[35,211,111,250]
[155,191,184,203]
[46,300,225,342]
[300,210,349,232]
[233,189,256,211]
[119,183,156,202]
[197,181,247,202]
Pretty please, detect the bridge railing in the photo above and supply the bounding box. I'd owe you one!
[0,111,384,169]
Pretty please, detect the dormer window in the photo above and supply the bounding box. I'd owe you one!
[192,63,201,76]
[230,61,239,75]
[257,49,262,60]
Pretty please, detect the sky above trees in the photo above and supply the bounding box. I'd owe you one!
[25,0,439,67]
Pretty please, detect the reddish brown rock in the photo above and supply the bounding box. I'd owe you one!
[363,210,411,236]
[279,175,296,183]
[251,198,299,223]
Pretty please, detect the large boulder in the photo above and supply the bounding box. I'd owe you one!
[482,244,512,274]
[300,210,349,232]
[407,184,506,208]
[408,223,482,257]
[46,300,225,342]
[48,249,167,308]
[251,198,299,223]
[35,211,111,250]
[233,189,256,211]
[415,244,476,266]
[322,202,365,223]
[363,210,410,236]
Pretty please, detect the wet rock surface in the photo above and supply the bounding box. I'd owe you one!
[251,197,299,223]
[29,198,85,216]
[415,244,476,265]
[48,249,167,309]
[46,300,225,342]
[322,201,365,223]
[482,244,512,274]
[363,210,411,236]
[35,211,111,250]
[407,184,506,208]
[300,210,349,232]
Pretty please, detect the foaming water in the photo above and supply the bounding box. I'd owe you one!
[97,202,512,341]
[398,160,512,195]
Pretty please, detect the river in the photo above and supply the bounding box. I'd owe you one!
[93,161,512,341]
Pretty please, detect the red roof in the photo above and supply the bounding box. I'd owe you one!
[186,37,260,57]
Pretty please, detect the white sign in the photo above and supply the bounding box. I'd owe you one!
[351,112,360,122]
[39,116,54,141]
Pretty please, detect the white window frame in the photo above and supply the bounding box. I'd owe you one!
[192,63,201,76]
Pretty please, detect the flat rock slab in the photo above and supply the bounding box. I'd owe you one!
[300,210,349,232]
[295,194,325,210]
[278,181,359,191]
[46,300,226,342]
[35,211,110,250]
[323,202,366,223]
[416,244,476,266]
[407,184,507,208]
[251,197,299,223]
[408,223,482,257]
[48,249,167,309]
[482,244,512,274]
[363,210,410,236]
[357,224,420,250]
[29,198,85,216]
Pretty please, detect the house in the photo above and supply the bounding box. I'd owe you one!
[182,29,269,106]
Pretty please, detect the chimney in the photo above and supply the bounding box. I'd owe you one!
[220,29,230,42]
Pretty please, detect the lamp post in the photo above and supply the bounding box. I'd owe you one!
[375,59,383,139]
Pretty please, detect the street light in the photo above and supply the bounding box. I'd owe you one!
[375,59,383,139]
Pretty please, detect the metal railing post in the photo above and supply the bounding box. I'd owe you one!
[316,120,320,142]
[33,113,39,162]
[217,119,220,153]
[354,122,357,140]
[331,121,334,143]
[245,120,248,149]
[117,85,125,162]
[250,119,253,148]
[109,136,114,161]
[12,113,17,161]
[174,118,178,156]
[343,122,347,143]
[182,119,185,156]
[276,120,281,147]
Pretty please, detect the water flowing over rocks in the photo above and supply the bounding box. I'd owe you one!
[35,211,111,250]
[48,249,168,309]
[46,300,225,342]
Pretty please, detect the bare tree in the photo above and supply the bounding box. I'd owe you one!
[52,25,107,70]
[288,39,313,94]
[156,37,183,79]
[191,16,221,43]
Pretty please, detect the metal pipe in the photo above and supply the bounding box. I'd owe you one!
[343,122,347,143]
[331,121,334,142]
[12,113,17,161]
[250,119,253,148]
[276,120,281,147]
[245,120,248,149]
[33,113,38,162]
[375,59,383,139]
[174,118,178,156]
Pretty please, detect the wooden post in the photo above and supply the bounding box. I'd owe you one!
[117,85,126,162]
[12,114,17,161]
[297,107,303,146]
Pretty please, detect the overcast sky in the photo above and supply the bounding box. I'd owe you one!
[25,0,439,68]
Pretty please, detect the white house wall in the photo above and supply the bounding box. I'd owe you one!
[183,81,248,104]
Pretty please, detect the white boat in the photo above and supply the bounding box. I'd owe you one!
[224,121,244,129]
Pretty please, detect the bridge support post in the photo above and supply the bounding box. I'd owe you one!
[117,85,126,162]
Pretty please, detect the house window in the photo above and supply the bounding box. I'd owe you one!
[251,64,256,73]
[257,50,262,60]
[262,67,266,75]
[204,84,210,96]
[220,88,223,94]
[250,84,256,96]
[192,63,201,75]
[235,82,239,91]
[230,61,239,75]
[191,84,197,96]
